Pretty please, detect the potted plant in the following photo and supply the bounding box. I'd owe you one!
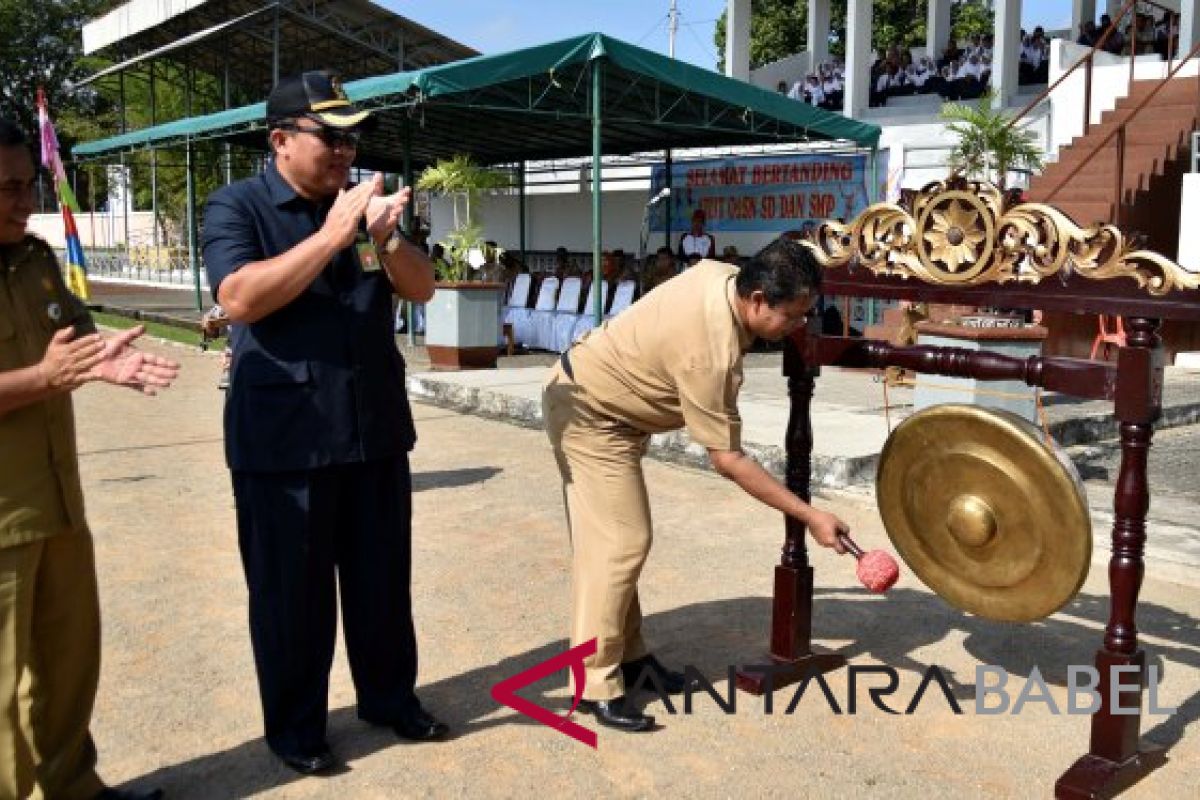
[416,155,511,369]
[942,94,1043,189]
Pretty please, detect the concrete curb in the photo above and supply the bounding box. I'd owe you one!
[407,372,1200,490]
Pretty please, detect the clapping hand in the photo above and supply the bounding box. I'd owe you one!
[321,178,379,251]
[38,327,105,392]
[366,176,412,246]
[92,325,180,395]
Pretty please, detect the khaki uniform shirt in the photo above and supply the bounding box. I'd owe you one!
[568,259,752,451]
[0,236,95,548]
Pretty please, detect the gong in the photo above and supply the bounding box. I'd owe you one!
[876,404,1091,622]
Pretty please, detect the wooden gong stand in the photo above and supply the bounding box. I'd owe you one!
[735,260,1200,797]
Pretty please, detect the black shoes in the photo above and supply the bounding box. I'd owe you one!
[577,696,655,732]
[95,789,164,800]
[273,747,338,775]
[361,705,450,742]
[274,706,448,776]
[621,654,690,695]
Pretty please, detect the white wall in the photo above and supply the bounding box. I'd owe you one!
[877,107,1051,191]
[1179,173,1200,269]
[1047,39,1200,159]
[25,210,158,249]
[749,51,812,91]
[428,188,783,264]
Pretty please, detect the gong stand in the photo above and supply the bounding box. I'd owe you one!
[735,179,1200,799]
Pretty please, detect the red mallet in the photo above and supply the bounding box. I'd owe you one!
[837,533,900,593]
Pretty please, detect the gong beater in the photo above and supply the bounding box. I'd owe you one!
[876,404,1091,622]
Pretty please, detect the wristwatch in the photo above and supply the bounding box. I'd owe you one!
[382,229,405,255]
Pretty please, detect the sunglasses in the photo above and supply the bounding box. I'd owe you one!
[277,122,361,149]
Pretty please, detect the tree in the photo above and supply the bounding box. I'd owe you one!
[715,0,994,70]
[943,94,1043,188]
[0,0,121,209]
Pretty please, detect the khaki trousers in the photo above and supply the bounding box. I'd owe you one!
[543,365,652,701]
[0,534,103,800]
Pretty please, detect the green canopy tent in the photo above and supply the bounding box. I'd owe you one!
[75,33,882,316]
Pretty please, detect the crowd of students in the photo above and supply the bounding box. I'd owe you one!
[780,6,1186,115]
[1077,7,1181,60]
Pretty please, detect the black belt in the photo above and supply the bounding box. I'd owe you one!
[559,349,575,380]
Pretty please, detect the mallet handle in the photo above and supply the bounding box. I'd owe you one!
[837,533,865,560]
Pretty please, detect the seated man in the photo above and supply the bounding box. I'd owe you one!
[677,209,716,265]
[542,238,849,733]
[641,246,677,294]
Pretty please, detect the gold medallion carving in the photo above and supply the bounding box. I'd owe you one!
[807,178,1200,295]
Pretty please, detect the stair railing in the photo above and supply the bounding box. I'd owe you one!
[1007,0,1139,137]
[1036,37,1200,229]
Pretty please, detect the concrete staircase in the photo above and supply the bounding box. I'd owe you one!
[1026,75,1200,254]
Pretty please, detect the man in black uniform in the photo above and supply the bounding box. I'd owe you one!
[201,71,443,775]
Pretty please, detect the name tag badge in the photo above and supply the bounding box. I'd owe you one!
[356,239,382,273]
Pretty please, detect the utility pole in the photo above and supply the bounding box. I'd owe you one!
[668,0,678,58]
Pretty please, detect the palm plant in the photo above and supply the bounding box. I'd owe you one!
[942,94,1043,189]
[417,154,510,230]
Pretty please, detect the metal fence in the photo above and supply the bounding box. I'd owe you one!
[60,247,209,290]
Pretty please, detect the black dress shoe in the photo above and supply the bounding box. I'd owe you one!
[576,696,655,732]
[273,747,337,775]
[391,706,449,741]
[621,654,689,695]
[95,789,164,800]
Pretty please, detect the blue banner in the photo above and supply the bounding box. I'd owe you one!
[649,152,888,234]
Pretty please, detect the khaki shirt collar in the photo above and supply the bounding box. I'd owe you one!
[726,274,754,350]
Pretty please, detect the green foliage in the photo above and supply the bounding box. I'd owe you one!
[942,94,1043,188]
[91,310,215,349]
[417,155,509,281]
[952,0,994,43]
[436,224,488,282]
[0,0,120,210]
[110,59,257,245]
[714,0,993,69]
[715,0,809,72]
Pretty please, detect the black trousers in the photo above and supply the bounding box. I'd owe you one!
[232,456,418,757]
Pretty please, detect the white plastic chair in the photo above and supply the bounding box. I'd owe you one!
[512,275,558,347]
[500,273,534,348]
[502,273,534,322]
[568,279,609,345]
[531,276,581,351]
[606,280,638,318]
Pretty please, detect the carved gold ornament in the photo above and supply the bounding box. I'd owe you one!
[807,179,1200,296]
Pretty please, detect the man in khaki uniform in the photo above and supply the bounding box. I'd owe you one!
[0,119,176,799]
[543,237,849,732]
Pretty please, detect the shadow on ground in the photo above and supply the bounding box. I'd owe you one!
[412,466,503,491]
[123,588,1198,797]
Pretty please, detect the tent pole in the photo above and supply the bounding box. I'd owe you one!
[591,59,604,325]
[186,137,201,311]
[664,149,673,252]
[150,63,159,251]
[119,70,129,254]
[518,160,526,265]
[870,145,879,203]
[272,3,280,86]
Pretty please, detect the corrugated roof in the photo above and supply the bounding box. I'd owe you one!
[74,32,881,168]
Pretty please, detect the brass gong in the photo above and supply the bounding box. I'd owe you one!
[876,404,1091,622]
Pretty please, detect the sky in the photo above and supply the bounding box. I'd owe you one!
[384,1,1076,71]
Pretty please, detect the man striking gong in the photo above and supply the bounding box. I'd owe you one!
[543,237,850,732]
